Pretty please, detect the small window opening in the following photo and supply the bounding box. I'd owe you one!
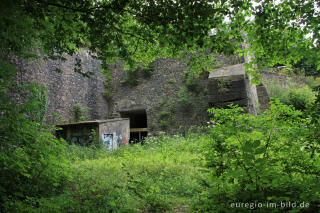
[120,109,148,143]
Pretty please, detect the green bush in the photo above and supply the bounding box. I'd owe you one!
[183,71,200,92]
[194,101,320,212]
[264,78,289,102]
[306,76,320,90]
[0,60,70,212]
[159,119,168,130]
[101,66,113,101]
[25,84,48,123]
[177,86,193,111]
[140,61,155,78]
[121,61,155,86]
[285,86,316,111]
[264,79,316,111]
[121,61,139,86]
[168,78,176,84]
[73,103,91,122]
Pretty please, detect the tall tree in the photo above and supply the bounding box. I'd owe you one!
[0,0,319,75]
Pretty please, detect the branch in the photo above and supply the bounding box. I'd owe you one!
[32,0,141,18]
[33,0,92,14]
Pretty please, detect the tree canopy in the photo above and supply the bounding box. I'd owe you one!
[0,0,319,76]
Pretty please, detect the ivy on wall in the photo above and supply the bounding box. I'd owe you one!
[121,61,156,86]
[101,66,113,101]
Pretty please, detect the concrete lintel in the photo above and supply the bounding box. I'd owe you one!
[209,63,245,78]
[118,105,146,113]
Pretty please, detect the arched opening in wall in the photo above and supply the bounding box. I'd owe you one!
[119,109,148,143]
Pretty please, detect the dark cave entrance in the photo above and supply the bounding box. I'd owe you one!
[120,109,148,143]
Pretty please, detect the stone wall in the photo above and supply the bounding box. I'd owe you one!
[108,58,210,134]
[261,71,307,87]
[12,50,267,135]
[107,55,245,134]
[11,51,108,123]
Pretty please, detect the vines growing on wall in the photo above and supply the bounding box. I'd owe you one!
[156,99,176,131]
[73,103,91,122]
[121,61,155,86]
[24,84,48,124]
[101,66,113,101]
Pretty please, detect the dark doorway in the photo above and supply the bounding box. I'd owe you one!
[120,109,148,143]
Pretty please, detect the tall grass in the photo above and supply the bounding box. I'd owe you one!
[264,78,316,110]
[23,132,210,212]
[306,76,320,90]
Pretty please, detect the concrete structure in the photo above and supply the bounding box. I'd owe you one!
[56,118,129,150]
[208,63,264,115]
[208,64,249,110]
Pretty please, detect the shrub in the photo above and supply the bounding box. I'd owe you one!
[0,60,69,212]
[159,119,168,130]
[121,65,139,86]
[264,78,316,111]
[168,78,176,84]
[121,61,155,86]
[101,66,113,100]
[73,103,91,122]
[140,61,155,78]
[194,101,320,212]
[23,133,207,212]
[263,78,288,102]
[306,76,320,90]
[177,86,193,111]
[25,84,48,123]
[285,86,316,111]
[183,71,200,92]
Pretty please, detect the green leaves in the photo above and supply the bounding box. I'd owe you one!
[200,101,320,211]
[1,0,319,79]
[0,60,70,212]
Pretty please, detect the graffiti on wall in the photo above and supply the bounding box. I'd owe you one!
[102,134,113,150]
[101,132,128,150]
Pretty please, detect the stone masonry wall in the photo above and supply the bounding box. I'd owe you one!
[11,50,263,135]
[11,51,108,123]
[108,55,243,134]
[261,71,307,87]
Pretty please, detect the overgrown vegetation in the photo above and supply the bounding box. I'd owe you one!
[0,60,70,212]
[264,78,316,111]
[183,71,201,92]
[217,78,229,94]
[121,62,155,86]
[196,100,320,212]
[12,134,208,212]
[25,84,48,123]
[101,67,113,101]
[3,98,320,212]
[73,103,91,122]
[156,99,176,131]
[2,0,320,212]
[177,86,193,111]
[306,76,320,90]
